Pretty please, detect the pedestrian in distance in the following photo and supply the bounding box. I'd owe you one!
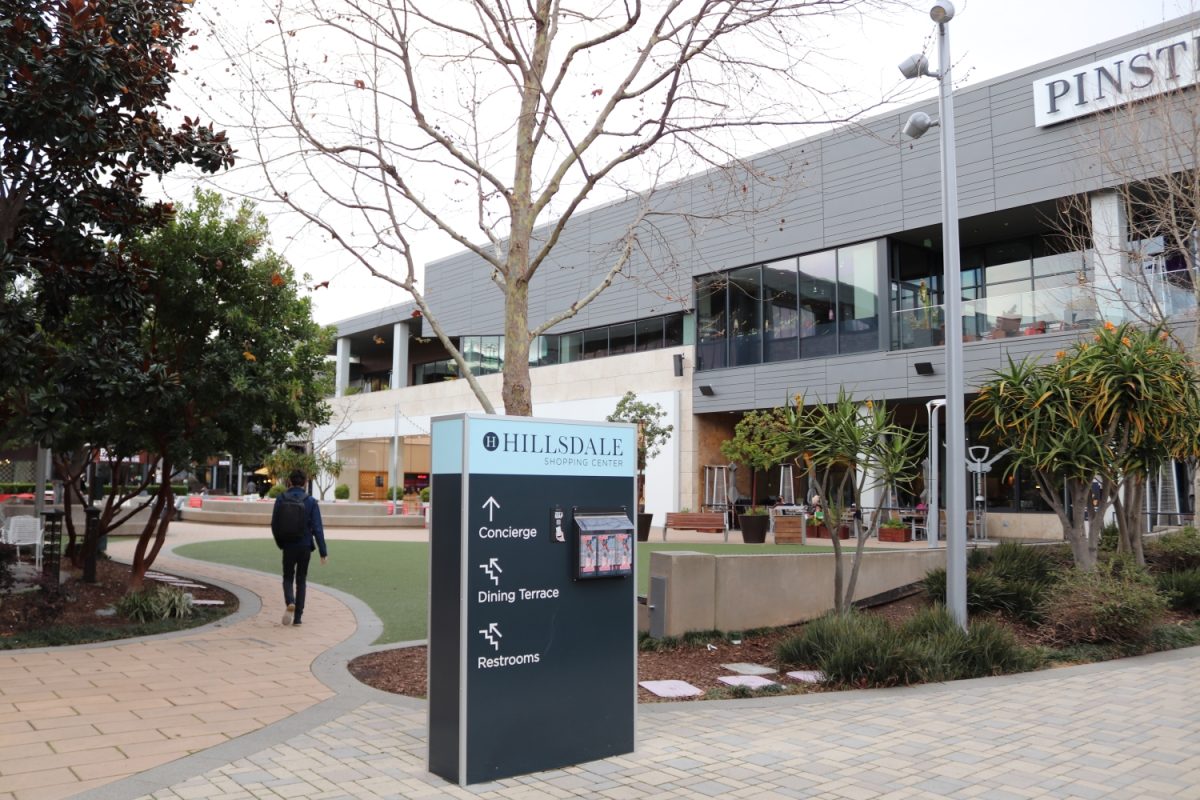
[271,470,328,626]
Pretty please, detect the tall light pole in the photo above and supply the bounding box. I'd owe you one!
[900,1,967,630]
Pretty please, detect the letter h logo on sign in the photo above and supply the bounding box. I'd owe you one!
[483,432,500,452]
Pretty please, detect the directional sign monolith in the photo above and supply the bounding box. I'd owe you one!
[427,414,637,786]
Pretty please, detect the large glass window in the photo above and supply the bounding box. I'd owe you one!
[560,331,583,363]
[583,328,608,359]
[635,317,664,351]
[696,275,728,370]
[728,266,762,367]
[837,242,879,354]
[693,241,885,370]
[763,258,799,362]
[609,322,636,355]
[529,335,559,367]
[664,314,684,347]
[798,250,837,359]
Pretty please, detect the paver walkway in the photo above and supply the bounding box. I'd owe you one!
[1,522,1198,799]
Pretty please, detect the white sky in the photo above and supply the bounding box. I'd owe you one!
[163,0,1198,326]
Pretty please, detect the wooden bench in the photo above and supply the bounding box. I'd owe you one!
[664,511,726,533]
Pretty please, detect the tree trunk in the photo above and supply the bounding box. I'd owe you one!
[129,462,173,591]
[501,276,532,415]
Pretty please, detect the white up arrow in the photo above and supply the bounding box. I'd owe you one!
[482,496,500,522]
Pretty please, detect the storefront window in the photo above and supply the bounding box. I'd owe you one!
[799,250,837,358]
[728,266,762,367]
[696,275,728,370]
[763,257,799,362]
[837,242,879,354]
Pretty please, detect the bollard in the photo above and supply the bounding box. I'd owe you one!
[83,506,101,583]
[40,510,64,591]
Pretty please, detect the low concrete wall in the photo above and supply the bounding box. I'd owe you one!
[6,499,426,532]
[987,512,1063,541]
[180,500,425,528]
[648,549,948,637]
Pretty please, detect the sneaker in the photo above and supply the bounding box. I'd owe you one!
[283,603,295,625]
[293,618,302,626]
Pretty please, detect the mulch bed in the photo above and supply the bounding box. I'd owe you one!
[0,556,238,645]
[347,593,932,703]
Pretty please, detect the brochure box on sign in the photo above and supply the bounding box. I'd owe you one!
[574,513,634,580]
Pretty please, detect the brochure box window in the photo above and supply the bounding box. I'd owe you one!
[574,513,634,580]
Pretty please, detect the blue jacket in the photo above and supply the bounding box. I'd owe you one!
[272,487,328,556]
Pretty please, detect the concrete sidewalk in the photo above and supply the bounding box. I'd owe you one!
[0,523,1197,799]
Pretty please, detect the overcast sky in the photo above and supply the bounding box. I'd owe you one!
[168,0,1198,327]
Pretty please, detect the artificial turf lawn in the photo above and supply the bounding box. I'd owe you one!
[176,539,837,644]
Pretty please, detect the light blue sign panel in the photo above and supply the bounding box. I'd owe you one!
[465,416,635,478]
[431,418,464,474]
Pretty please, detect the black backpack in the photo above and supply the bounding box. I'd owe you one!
[272,493,307,548]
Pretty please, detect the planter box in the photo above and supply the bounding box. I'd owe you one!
[806,523,850,540]
[878,526,912,543]
[773,516,806,544]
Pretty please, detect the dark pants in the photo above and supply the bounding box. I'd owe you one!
[282,547,312,620]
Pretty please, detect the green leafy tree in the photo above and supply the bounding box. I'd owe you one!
[779,390,924,613]
[0,0,234,437]
[720,408,790,512]
[972,323,1200,569]
[312,449,344,502]
[607,392,673,513]
[50,191,333,589]
[263,448,320,490]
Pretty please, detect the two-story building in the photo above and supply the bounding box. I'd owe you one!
[319,15,1199,536]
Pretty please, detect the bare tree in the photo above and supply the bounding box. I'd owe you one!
[1054,84,1200,543]
[202,0,909,415]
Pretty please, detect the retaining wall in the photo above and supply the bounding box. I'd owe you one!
[646,548,947,637]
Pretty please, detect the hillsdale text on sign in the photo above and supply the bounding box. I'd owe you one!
[1033,30,1200,127]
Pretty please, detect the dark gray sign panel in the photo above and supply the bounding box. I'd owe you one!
[427,414,637,785]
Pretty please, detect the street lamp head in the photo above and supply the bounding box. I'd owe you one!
[903,111,937,139]
[929,1,955,23]
[898,53,931,80]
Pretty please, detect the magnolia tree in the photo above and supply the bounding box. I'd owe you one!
[972,323,1200,569]
[779,390,924,613]
[204,0,909,416]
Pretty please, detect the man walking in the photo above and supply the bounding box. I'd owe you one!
[271,470,328,626]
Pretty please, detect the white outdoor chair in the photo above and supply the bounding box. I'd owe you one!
[3,516,44,570]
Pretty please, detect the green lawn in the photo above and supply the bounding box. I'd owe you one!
[175,539,836,644]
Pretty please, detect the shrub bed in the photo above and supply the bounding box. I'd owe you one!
[1145,527,1200,573]
[776,606,1041,688]
[1039,559,1167,646]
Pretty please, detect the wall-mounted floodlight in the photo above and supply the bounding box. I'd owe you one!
[698,384,715,396]
[898,54,932,80]
[914,361,935,376]
[903,111,937,140]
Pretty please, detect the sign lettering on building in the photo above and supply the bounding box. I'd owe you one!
[1033,30,1200,127]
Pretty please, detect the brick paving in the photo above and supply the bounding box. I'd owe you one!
[1,522,1198,799]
